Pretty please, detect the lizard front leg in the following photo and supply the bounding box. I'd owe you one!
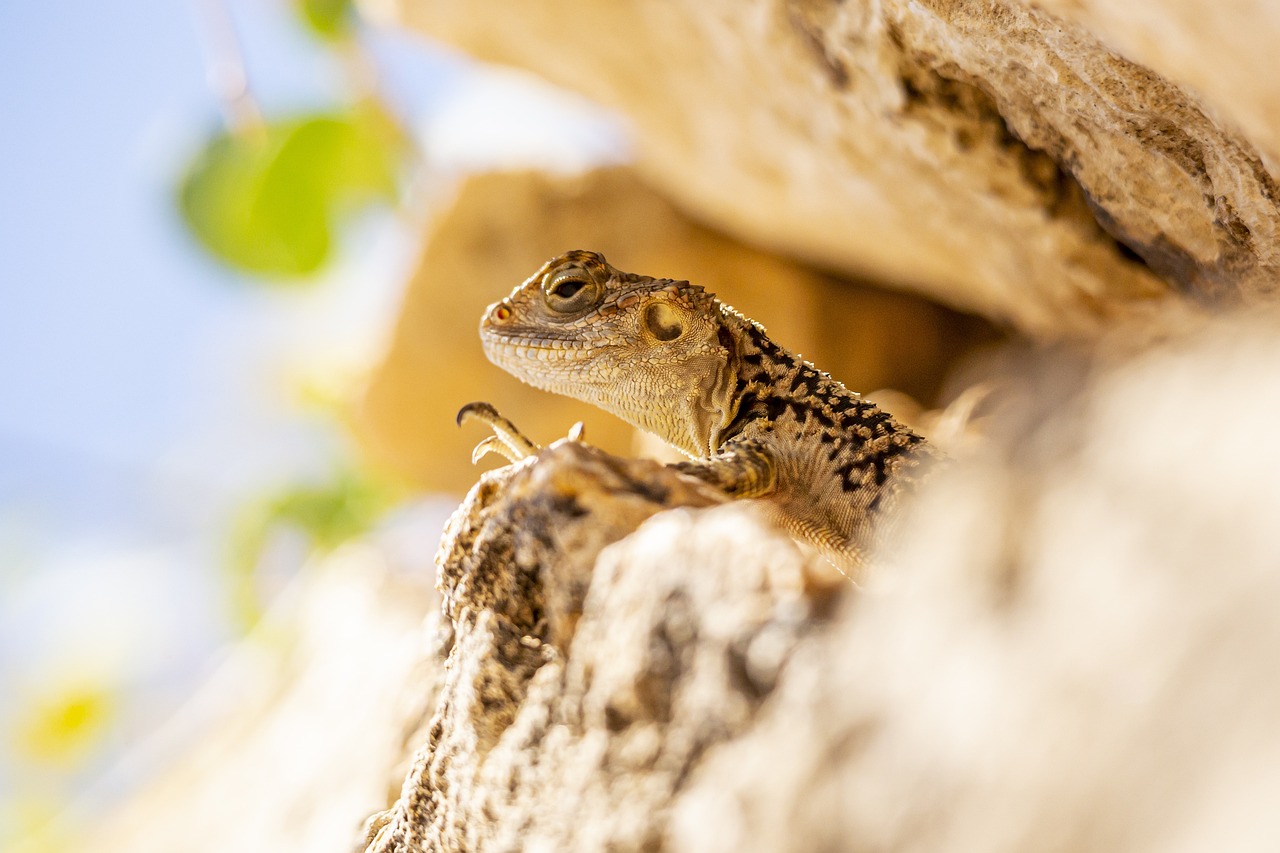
[672,438,777,499]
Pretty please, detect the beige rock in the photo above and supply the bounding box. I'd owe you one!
[357,167,991,493]
[362,440,831,852]
[81,315,1280,853]
[363,306,1280,853]
[1033,1,1280,167]
[81,8,1280,849]
[374,0,1280,333]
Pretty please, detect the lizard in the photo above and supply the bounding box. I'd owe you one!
[460,249,943,575]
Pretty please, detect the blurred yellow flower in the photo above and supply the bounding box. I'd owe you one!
[12,683,114,767]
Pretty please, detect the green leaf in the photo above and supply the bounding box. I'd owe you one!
[262,469,390,550]
[226,465,397,630]
[178,107,403,279]
[299,0,354,40]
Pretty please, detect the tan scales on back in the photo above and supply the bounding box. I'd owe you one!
[472,250,942,575]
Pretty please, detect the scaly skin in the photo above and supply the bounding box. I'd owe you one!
[476,250,941,575]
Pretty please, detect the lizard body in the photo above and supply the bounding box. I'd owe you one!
[475,250,941,574]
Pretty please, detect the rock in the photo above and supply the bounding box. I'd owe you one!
[1033,0,1280,168]
[363,439,839,851]
[670,307,1280,852]
[372,0,1280,333]
[85,316,1280,853]
[363,307,1280,852]
[357,166,992,493]
[87,6,1280,850]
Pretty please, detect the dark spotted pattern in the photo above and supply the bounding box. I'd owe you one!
[706,301,940,569]
[721,313,932,500]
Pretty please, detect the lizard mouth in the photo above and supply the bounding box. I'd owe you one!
[480,334,616,399]
[480,333,604,365]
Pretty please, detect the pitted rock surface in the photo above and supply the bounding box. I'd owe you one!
[363,441,837,852]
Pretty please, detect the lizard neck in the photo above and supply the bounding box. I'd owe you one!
[715,302,930,460]
[716,303,814,444]
[593,305,740,459]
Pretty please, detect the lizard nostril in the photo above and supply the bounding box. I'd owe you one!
[492,303,512,322]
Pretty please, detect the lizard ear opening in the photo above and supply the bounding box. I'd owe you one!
[643,302,684,341]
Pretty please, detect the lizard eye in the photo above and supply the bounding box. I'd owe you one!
[551,279,585,299]
[544,270,600,313]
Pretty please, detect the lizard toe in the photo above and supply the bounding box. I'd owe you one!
[457,401,541,463]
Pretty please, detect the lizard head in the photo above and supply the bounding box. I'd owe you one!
[480,250,739,457]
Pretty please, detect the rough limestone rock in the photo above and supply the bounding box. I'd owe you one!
[1033,0,1280,168]
[358,166,991,493]
[362,440,839,852]
[362,307,1280,853]
[375,0,1280,333]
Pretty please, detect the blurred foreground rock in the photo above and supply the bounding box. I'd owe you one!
[359,166,993,493]
[375,0,1280,333]
[91,546,437,853]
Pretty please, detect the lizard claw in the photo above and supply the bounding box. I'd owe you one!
[567,421,586,442]
[457,402,541,464]
[469,435,519,465]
